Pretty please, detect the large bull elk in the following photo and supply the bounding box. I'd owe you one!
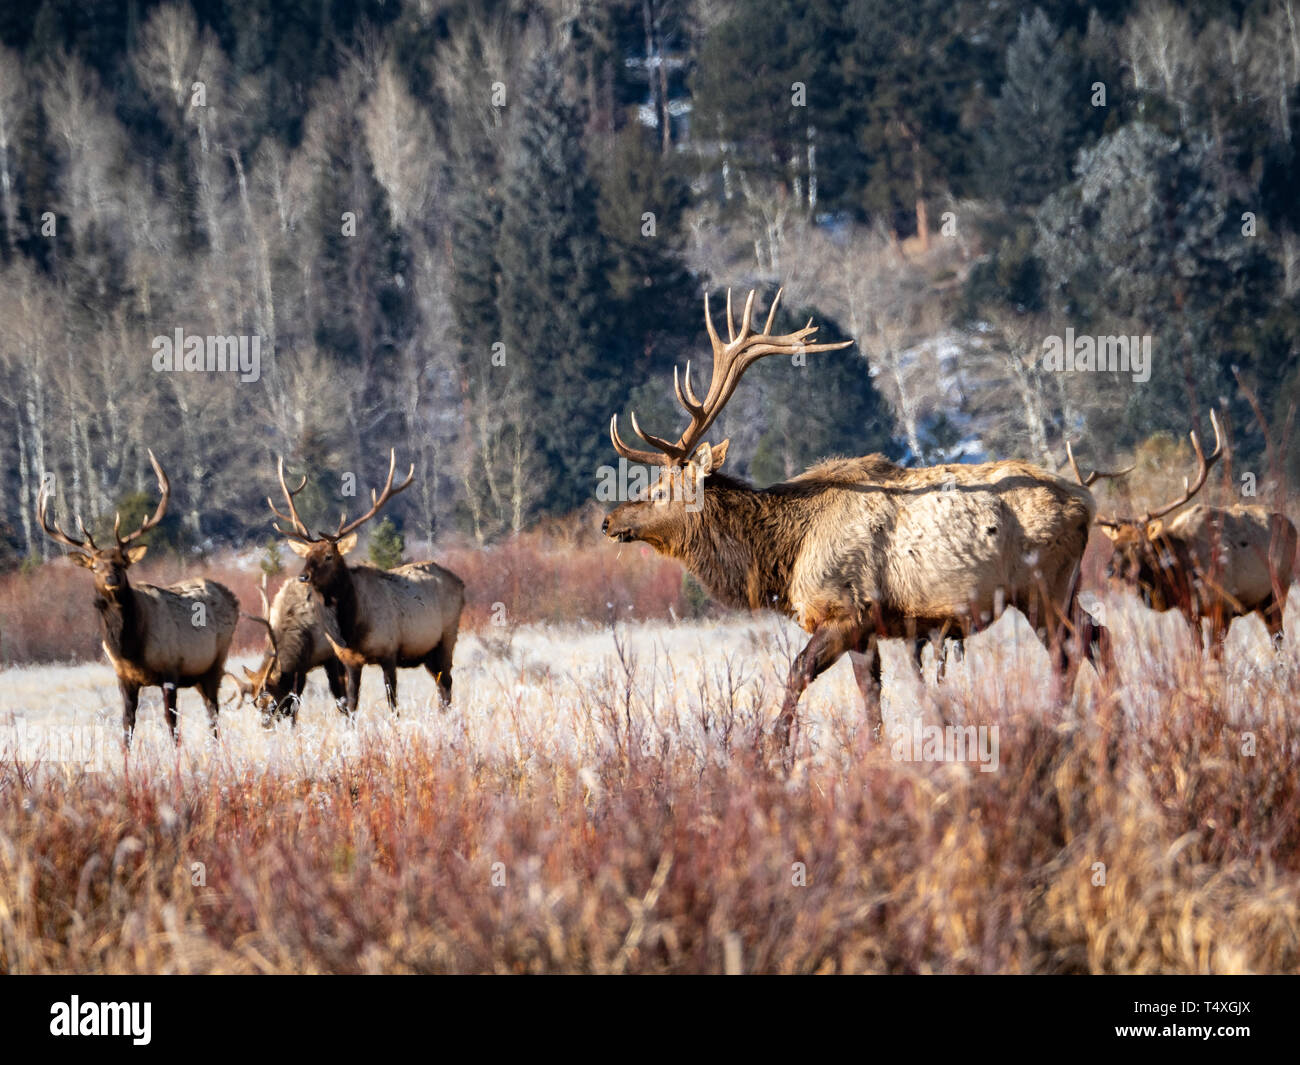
[227,574,347,725]
[603,289,1105,745]
[267,451,465,715]
[37,451,239,743]
[1071,412,1297,654]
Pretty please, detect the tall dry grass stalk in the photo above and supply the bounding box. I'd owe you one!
[2,607,1297,974]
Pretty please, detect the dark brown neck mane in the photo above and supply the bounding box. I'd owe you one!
[666,473,813,614]
[95,584,143,661]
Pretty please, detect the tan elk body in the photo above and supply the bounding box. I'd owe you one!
[38,451,238,742]
[1072,415,1297,651]
[322,560,464,672]
[269,452,465,713]
[1144,504,1296,626]
[603,290,1105,744]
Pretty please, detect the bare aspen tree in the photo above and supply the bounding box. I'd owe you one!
[0,46,26,253]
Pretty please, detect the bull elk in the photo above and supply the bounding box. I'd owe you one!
[603,289,1106,745]
[267,451,465,715]
[1070,412,1297,655]
[37,452,239,744]
[227,573,347,725]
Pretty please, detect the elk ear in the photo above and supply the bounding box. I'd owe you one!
[286,540,313,557]
[69,552,95,568]
[125,544,148,564]
[693,439,730,477]
[1145,519,1164,539]
[1098,524,1122,542]
[336,532,358,556]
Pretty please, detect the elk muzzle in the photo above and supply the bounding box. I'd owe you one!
[602,507,639,543]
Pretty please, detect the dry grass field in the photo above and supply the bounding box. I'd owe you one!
[2,586,1299,974]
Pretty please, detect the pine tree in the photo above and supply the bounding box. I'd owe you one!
[594,125,697,376]
[497,51,621,515]
[367,516,405,570]
[982,9,1085,209]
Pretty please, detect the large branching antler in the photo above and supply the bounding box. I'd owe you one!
[114,450,171,547]
[335,449,415,539]
[36,480,92,554]
[37,449,169,554]
[268,449,414,542]
[1065,440,1134,488]
[610,288,854,466]
[1142,409,1224,523]
[268,457,313,541]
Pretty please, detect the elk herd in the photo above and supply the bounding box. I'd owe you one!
[33,290,1298,748]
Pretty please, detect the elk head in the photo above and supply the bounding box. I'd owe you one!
[1096,412,1224,602]
[37,450,170,597]
[602,288,851,550]
[229,574,282,719]
[268,449,414,611]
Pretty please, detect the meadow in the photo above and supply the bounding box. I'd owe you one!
[2,554,1298,974]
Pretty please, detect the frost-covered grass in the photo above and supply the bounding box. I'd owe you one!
[1,597,1299,973]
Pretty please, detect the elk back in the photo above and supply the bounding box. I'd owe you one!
[344,561,465,663]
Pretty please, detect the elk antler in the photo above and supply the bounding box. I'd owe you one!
[241,613,279,661]
[114,450,171,546]
[269,450,414,542]
[1142,410,1224,523]
[610,288,854,466]
[268,457,313,541]
[36,478,92,555]
[1065,441,1135,488]
[37,450,169,554]
[334,449,414,539]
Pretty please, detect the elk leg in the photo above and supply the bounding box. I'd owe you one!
[849,638,884,738]
[162,681,181,744]
[120,680,140,746]
[425,642,453,704]
[1259,594,1285,651]
[343,666,362,718]
[1206,610,1230,662]
[1052,602,1112,691]
[1081,615,1114,676]
[775,620,861,747]
[381,660,399,715]
[198,670,222,738]
[324,660,348,716]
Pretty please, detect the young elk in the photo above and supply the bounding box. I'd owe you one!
[37,452,239,744]
[1071,412,1297,655]
[267,451,465,715]
[226,574,347,726]
[602,289,1106,745]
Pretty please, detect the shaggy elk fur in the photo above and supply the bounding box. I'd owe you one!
[1071,412,1298,654]
[603,289,1106,745]
[227,574,347,724]
[37,451,238,743]
[268,451,465,714]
